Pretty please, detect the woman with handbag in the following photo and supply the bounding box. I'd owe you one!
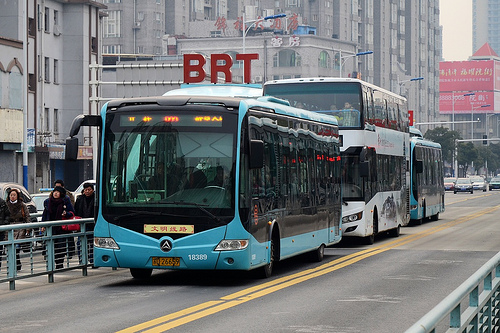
[42,186,75,269]
[6,188,30,271]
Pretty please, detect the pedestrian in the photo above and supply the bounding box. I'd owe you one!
[53,179,75,206]
[53,179,76,257]
[74,182,95,265]
[42,186,75,269]
[5,188,30,271]
[0,196,10,270]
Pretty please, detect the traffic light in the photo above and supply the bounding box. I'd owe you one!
[483,134,488,145]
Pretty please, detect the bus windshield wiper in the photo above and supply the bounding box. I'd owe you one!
[164,201,222,224]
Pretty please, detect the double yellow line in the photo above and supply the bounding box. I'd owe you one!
[118,204,500,333]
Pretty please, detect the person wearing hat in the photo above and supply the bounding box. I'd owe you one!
[53,179,75,206]
[42,186,75,269]
[75,182,95,265]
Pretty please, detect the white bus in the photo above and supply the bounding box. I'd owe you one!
[263,78,410,244]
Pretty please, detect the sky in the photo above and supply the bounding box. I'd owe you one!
[440,0,473,61]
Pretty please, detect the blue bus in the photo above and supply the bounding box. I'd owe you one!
[263,78,410,244]
[66,95,342,278]
[409,131,445,224]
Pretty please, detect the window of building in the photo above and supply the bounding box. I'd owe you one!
[318,51,330,68]
[9,71,22,110]
[44,57,50,82]
[54,109,59,133]
[53,59,58,84]
[273,50,301,67]
[44,108,50,131]
[103,45,122,54]
[44,7,50,32]
[103,10,121,38]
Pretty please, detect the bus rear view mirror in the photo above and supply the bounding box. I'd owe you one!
[65,137,79,161]
[359,161,370,178]
[415,160,423,173]
[249,140,264,169]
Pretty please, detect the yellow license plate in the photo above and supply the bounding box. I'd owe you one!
[152,257,180,267]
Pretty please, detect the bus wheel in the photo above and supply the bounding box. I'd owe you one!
[430,212,439,221]
[389,225,400,237]
[309,244,325,262]
[130,268,153,279]
[364,212,378,245]
[259,238,275,278]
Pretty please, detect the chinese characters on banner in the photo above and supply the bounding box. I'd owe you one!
[439,60,498,113]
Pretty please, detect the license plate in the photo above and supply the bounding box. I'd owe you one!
[152,257,180,267]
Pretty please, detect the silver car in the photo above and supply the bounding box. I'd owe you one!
[470,176,487,192]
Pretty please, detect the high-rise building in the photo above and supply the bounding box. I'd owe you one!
[473,0,500,56]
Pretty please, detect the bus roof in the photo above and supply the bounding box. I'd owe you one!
[263,77,406,101]
[410,136,441,149]
[163,84,262,98]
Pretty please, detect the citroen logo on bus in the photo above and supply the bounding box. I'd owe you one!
[160,239,173,252]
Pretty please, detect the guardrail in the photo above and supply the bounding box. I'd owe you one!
[406,251,500,332]
[0,215,95,290]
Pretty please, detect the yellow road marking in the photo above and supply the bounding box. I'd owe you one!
[117,204,500,333]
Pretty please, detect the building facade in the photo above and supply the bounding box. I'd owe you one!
[473,0,500,56]
[0,0,105,192]
[101,0,442,131]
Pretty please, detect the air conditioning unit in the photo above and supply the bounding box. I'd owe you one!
[254,75,263,82]
[53,25,62,36]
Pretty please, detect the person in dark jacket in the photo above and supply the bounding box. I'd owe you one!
[53,179,76,257]
[0,197,10,270]
[42,186,75,269]
[74,182,95,264]
[5,188,30,271]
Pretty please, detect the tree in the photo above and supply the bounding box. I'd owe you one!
[423,127,461,165]
[457,142,477,175]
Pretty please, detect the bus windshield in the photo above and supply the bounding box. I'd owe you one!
[263,81,362,128]
[342,154,365,200]
[102,109,237,229]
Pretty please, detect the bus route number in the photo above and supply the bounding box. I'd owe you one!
[188,254,208,261]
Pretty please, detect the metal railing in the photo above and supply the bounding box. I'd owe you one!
[406,251,500,332]
[0,216,94,290]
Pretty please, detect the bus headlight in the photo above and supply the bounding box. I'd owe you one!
[342,211,363,223]
[94,237,120,249]
[215,240,249,251]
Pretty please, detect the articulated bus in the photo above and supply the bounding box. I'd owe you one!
[409,128,445,224]
[66,95,342,278]
[263,78,410,244]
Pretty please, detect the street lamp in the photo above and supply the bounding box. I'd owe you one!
[241,13,285,83]
[242,13,286,54]
[471,104,490,139]
[338,50,373,78]
[398,76,424,95]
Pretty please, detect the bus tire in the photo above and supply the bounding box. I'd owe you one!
[130,268,153,279]
[364,213,377,245]
[259,231,278,278]
[430,212,439,221]
[389,225,400,237]
[309,244,325,262]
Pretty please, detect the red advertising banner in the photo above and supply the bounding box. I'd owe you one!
[439,91,494,114]
[439,60,494,92]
